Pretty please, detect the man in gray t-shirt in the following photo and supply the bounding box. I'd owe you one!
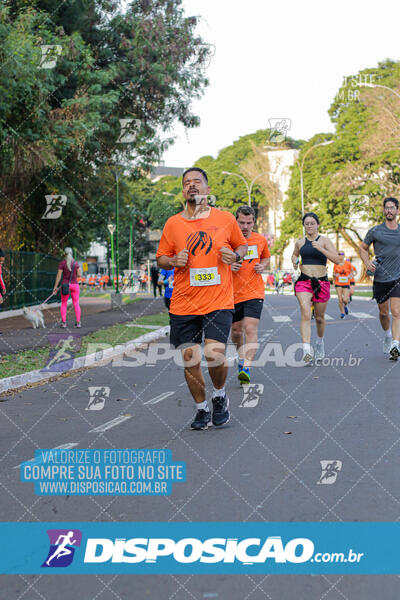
[360,197,400,360]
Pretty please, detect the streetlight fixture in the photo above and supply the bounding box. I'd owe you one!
[107,223,116,289]
[221,171,268,206]
[357,81,400,101]
[296,140,334,217]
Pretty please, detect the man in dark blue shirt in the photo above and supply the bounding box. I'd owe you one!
[159,268,174,311]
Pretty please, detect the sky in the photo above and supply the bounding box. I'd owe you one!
[162,0,400,167]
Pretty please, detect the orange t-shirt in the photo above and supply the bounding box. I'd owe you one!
[334,261,352,286]
[232,232,270,303]
[349,264,356,283]
[156,207,247,315]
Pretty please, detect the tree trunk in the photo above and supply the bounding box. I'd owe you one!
[339,227,370,283]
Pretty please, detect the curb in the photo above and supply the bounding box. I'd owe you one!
[0,325,170,394]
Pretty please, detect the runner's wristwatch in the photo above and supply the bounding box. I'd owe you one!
[234,251,241,263]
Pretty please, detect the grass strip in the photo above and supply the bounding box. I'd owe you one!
[0,312,169,379]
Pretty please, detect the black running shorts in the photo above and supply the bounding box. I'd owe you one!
[170,309,234,348]
[232,298,264,323]
[373,278,400,304]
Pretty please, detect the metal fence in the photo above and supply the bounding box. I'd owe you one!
[1,251,61,311]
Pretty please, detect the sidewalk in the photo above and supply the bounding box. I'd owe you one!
[0,294,165,355]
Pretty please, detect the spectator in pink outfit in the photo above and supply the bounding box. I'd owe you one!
[53,247,82,328]
[0,249,6,305]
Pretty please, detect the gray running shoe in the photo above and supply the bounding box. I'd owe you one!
[315,343,325,361]
[383,336,392,355]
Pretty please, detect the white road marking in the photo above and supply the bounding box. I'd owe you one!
[126,324,161,329]
[143,391,174,405]
[89,415,132,433]
[14,442,78,469]
[272,315,292,322]
[324,314,334,320]
[350,312,374,319]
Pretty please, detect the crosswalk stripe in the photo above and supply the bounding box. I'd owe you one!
[143,391,174,405]
[349,312,374,319]
[89,415,131,433]
[325,314,333,320]
[272,315,292,322]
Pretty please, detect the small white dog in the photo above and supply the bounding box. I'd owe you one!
[22,307,46,328]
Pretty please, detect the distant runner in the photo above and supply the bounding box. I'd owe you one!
[159,267,174,311]
[292,212,343,364]
[359,197,400,359]
[348,259,357,302]
[157,168,248,430]
[333,252,352,318]
[230,206,270,383]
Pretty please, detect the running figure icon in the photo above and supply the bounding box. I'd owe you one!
[45,531,77,566]
[46,336,77,369]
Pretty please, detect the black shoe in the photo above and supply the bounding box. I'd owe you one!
[191,409,211,430]
[389,345,400,361]
[212,394,230,427]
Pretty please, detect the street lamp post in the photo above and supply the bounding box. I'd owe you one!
[221,171,267,206]
[129,222,133,272]
[115,171,120,294]
[107,223,116,289]
[297,140,334,217]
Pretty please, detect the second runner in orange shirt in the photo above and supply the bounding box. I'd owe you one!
[231,206,270,383]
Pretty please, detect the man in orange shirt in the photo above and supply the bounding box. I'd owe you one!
[230,206,270,383]
[348,259,357,302]
[157,167,248,430]
[333,252,352,318]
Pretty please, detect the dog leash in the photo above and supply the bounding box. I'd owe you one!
[38,292,56,309]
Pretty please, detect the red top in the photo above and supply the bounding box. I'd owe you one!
[58,260,79,284]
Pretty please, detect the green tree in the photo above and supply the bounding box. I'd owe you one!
[1,0,211,255]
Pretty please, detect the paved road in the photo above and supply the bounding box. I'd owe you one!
[1,294,399,598]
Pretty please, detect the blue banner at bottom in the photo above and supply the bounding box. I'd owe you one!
[0,522,398,574]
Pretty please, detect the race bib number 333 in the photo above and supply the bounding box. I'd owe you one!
[190,267,221,286]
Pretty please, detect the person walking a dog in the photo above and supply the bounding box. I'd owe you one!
[53,248,82,328]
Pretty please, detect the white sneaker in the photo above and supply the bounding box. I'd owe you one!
[383,336,392,355]
[315,342,325,361]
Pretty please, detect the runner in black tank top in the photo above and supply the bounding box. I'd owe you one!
[292,213,343,365]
